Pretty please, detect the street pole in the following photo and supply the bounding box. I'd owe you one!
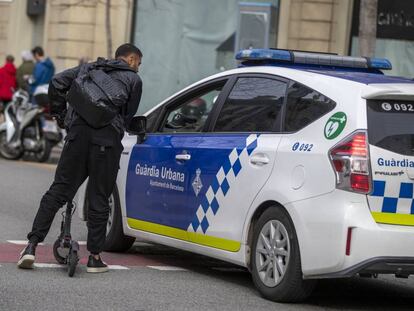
[358,0,378,57]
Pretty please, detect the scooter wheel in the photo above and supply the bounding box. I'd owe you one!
[53,239,66,264]
[68,250,79,277]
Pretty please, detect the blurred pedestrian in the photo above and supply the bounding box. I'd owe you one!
[16,50,35,92]
[30,46,55,95]
[0,55,17,105]
[78,57,90,66]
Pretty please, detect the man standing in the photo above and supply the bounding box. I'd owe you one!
[18,43,143,273]
[0,55,17,105]
[30,46,55,95]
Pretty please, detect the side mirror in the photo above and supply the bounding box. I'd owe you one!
[127,116,147,142]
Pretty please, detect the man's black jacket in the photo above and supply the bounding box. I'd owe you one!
[48,58,142,134]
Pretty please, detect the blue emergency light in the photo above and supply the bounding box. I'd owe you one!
[235,48,392,70]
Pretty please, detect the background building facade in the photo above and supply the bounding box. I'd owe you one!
[0,0,412,113]
[0,0,133,70]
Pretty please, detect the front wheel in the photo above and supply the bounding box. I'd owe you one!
[0,130,23,160]
[251,207,316,303]
[67,249,78,277]
[103,185,135,252]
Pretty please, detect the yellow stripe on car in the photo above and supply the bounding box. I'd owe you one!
[127,218,241,252]
[372,212,414,226]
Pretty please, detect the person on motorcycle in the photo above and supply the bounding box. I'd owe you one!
[17,43,143,273]
[30,47,55,96]
[16,51,35,93]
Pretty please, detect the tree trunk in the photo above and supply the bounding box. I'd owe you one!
[358,0,378,57]
[105,0,113,58]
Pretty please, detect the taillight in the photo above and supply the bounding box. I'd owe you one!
[329,130,371,193]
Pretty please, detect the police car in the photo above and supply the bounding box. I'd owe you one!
[76,49,414,302]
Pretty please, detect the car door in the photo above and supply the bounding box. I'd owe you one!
[186,75,287,249]
[125,78,230,238]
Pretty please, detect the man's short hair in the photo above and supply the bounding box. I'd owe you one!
[31,46,44,57]
[6,55,14,62]
[115,43,143,59]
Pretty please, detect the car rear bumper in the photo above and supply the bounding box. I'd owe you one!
[286,190,414,278]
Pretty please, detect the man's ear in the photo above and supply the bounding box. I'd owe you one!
[127,55,135,65]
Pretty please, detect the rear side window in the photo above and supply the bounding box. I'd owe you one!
[284,82,336,132]
[214,77,287,132]
[367,100,414,156]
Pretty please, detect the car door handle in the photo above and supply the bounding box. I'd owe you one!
[175,154,191,161]
[250,154,270,166]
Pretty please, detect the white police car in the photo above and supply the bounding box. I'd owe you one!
[76,49,414,302]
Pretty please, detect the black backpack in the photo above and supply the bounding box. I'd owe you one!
[67,60,132,128]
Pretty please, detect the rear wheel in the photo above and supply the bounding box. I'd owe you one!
[34,138,52,163]
[251,207,316,303]
[0,131,23,160]
[52,239,66,264]
[102,185,135,252]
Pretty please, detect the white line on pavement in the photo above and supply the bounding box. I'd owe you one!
[7,240,45,246]
[6,240,87,246]
[32,263,129,270]
[147,266,188,271]
[108,265,129,270]
[34,263,64,268]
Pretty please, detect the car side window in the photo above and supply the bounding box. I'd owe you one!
[159,83,224,133]
[284,82,336,132]
[213,77,287,132]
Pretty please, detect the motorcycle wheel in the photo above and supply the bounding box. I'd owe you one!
[0,131,23,160]
[34,138,52,163]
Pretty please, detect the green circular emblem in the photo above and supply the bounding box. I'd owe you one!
[324,112,347,140]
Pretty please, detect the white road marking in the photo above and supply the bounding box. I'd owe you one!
[7,240,45,246]
[108,265,129,270]
[34,263,64,268]
[147,266,188,271]
[32,263,128,270]
[78,241,87,245]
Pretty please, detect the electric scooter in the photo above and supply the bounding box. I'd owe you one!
[53,202,80,277]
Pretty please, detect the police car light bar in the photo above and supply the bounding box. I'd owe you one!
[235,49,392,70]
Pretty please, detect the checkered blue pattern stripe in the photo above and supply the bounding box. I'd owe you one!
[188,134,259,234]
[370,180,414,214]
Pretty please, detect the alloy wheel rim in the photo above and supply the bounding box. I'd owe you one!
[106,194,115,234]
[255,220,290,287]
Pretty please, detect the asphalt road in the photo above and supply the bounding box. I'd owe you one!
[1,156,414,311]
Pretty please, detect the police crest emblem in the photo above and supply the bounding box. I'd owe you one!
[192,168,203,196]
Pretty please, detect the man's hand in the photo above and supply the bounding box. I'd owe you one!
[52,109,67,129]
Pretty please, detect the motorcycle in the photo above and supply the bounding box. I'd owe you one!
[0,87,63,162]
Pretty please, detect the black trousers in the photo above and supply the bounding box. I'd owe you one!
[27,124,123,254]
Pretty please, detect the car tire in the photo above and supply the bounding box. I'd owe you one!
[251,206,316,303]
[103,185,135,252]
